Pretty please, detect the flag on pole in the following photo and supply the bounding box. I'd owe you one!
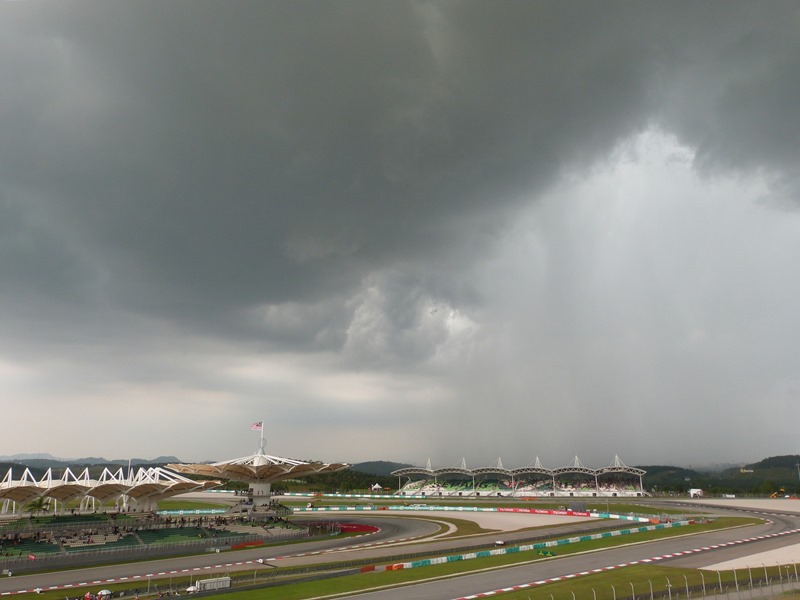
[251,421,263,431]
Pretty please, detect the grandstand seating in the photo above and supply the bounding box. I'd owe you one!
[136,528,211,545]
[63,533,141,553]
[397,477,646,498]
[31,513,115,526]
[204,525,260,538]
[0,538,61,558]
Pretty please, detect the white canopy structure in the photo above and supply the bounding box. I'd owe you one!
[0,465,220,514]
[392,454,647,498]
[167,452,349,505]
[168,427,349,505]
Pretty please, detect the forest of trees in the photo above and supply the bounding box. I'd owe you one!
[640,455,800,495]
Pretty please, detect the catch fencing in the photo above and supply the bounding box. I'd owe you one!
[0,531,303,574]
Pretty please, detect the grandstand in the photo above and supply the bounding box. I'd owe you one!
[0,511,271,569]
[0,466,220,515]
[392,455,647,498]
[1,429,349,515]
[167,427,348,506]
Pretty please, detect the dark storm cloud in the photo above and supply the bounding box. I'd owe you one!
[3,2,652,320]
[3,3,797,323]
[1,1,799,462]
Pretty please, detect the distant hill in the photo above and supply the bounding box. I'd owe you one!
[637,465,700,477]
[351,461,415,476]
[0,461,48,478]
[747,455,800,470]
[638,455,800,494]
[0,453,61,461]
[0,455,182,469]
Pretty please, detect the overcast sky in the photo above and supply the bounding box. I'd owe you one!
[2,1,799,469]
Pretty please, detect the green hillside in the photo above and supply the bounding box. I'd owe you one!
[641,455,800,495]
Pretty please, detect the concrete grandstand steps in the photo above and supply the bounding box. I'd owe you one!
[60,532,142,551]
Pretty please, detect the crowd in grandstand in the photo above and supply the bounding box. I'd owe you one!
[0,510,294,560]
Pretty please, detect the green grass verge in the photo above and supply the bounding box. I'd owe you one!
[224,516,759,599]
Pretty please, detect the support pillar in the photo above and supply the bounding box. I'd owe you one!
[250,482,273,506]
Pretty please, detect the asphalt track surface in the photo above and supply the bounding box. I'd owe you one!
[3,500,800,598]
[337,502,800,600]
[0,516,437,595]
[0,515,619,594]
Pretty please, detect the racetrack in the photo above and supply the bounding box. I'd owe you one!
[4,498,800,598]
[334,504,800,599]
[0,510,614,595]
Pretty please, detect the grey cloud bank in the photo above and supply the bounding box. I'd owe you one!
[1,2,799,467]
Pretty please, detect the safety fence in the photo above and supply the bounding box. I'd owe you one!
[94,520,693,598]
[222,521,688,585]
[451,565,800,600]
[0,532,272,574]
[383,520,689,571]
[294,504,660,523]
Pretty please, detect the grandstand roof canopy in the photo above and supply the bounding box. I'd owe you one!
[167,451,349,484]
[391,455,645,478]
[0,466,221,507]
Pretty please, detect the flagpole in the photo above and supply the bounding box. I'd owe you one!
[259,419,265,454]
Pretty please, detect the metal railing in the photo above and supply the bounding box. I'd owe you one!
[0,533,265,573]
